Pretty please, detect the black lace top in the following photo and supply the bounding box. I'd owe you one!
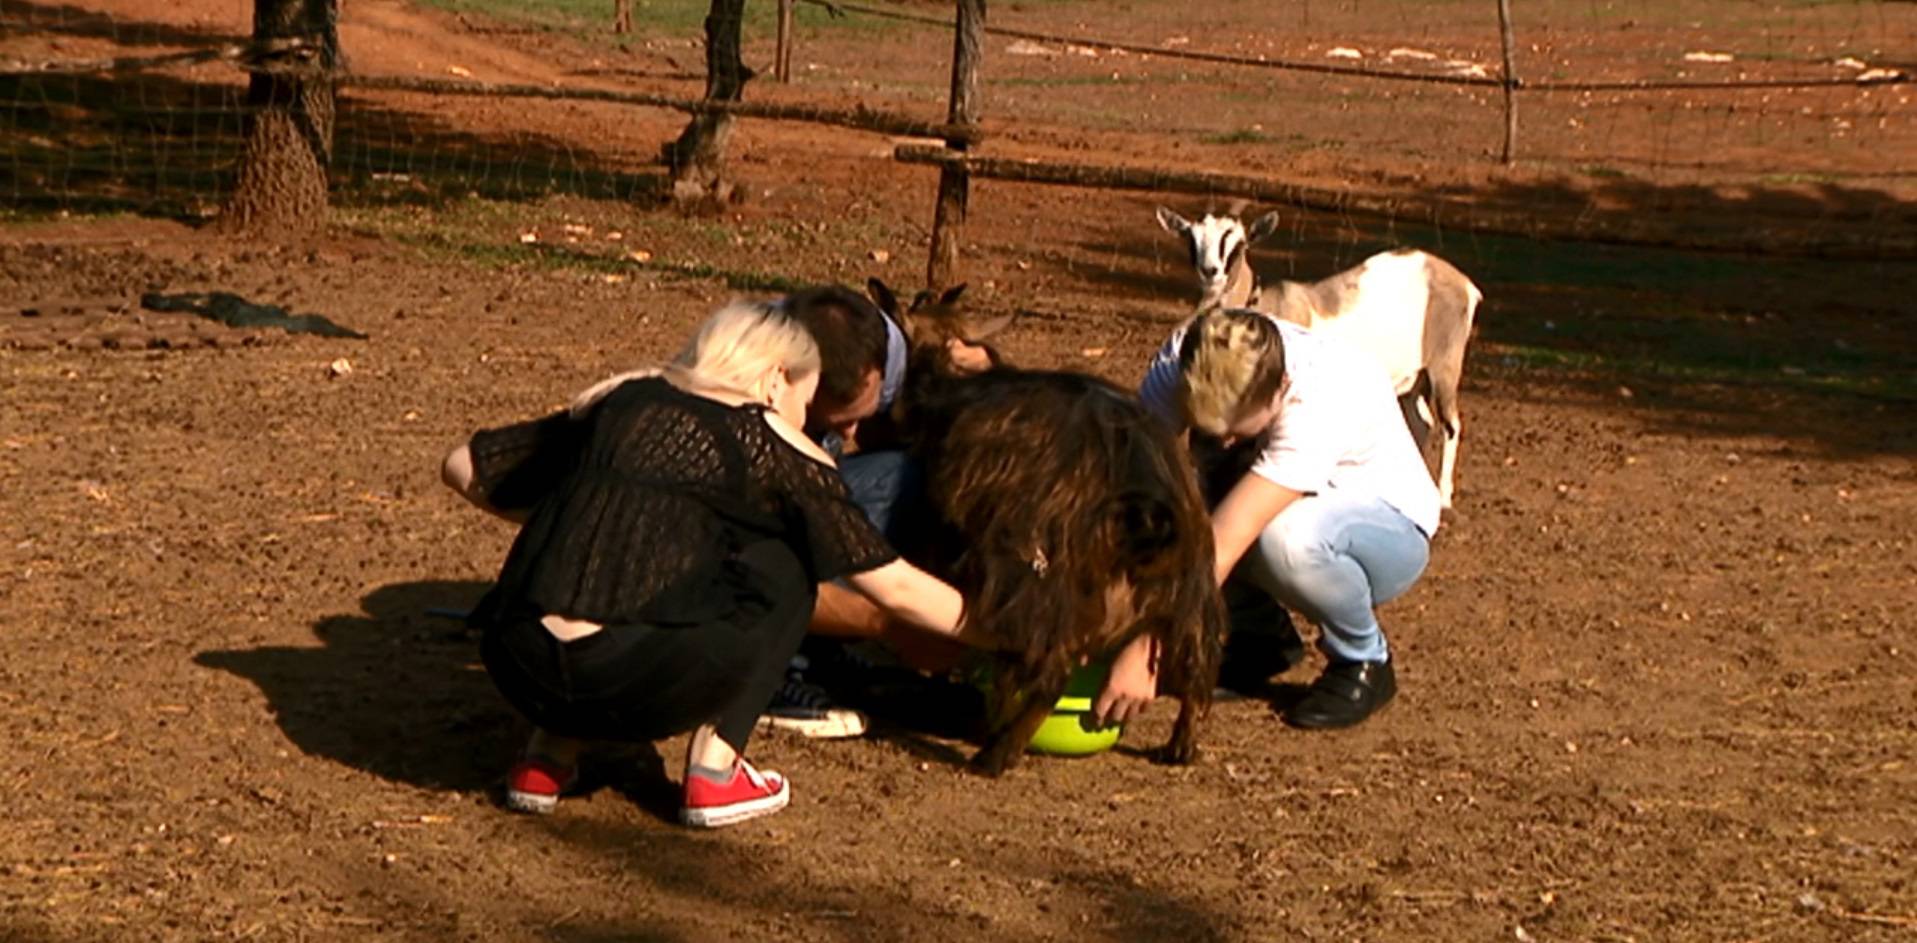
[465,377,898,628]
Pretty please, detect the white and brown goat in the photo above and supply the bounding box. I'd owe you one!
[1155,207,1482,510]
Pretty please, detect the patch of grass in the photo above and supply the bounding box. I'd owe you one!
[1201,128,1278,146]
[0,206,140,225]
[988,74,1148,88]
[1491,342,1917,401]
[1758,172,1839,186]
[397,228,808,292]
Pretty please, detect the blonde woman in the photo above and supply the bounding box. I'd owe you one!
[1095,308,1440,730]
[440,301,970,827]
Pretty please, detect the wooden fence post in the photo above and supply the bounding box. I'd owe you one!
[1497,0,1520,164]
[927,0,983,292]
[775,0,794,82]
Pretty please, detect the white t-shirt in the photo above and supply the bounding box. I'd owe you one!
[1139,316,1442,536]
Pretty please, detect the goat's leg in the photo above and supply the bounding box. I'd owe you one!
[1426,361,1464,511]
[1437,419,1461,509]
[1397,387,1433,454]
[1159,695,1207,765]
[971,693,1055,776]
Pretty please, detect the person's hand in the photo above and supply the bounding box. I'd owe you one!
[1092,635,1158,727]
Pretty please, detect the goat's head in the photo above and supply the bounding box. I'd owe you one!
[1155,206,1280,309]
[867,278,1015,377]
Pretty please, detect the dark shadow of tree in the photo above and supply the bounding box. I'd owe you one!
[0,1,666,219]
[0,0,244,48]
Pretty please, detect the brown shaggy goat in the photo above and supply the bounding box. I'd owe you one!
[866,279,1226,775]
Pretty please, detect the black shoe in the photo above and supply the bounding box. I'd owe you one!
[759,656,869,739]
[1283,659,1396,730]
[1216,595,1306,697]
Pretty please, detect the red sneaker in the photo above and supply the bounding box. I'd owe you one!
[680,758,790,828]
[504,758,576,815]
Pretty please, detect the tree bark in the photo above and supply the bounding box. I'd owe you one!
[663,0,752,207]
[221,0,336,233]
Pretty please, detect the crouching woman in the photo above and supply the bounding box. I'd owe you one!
[441,301,970,828]
[1097,308,1440,731]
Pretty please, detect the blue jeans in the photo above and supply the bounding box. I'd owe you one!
[1237,492,1429,664]
[837,450,925,542]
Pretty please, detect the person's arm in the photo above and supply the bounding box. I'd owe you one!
[1093,472,1303,726]
[441,410,590,524]
[1136,332,1189,432]
[765,410,971,639]
[1208,473,1304,584]
[811,581,887,637]
[441,443,530,524]
[808,581,972,672]
[843,558,968,639]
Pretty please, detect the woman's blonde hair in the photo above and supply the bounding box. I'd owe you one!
[570,300,821,416]
[1177,308,1287,436]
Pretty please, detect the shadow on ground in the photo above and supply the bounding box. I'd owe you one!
[537,816,1243,943]
[195,579,517,792]
[1072,193,1917,457]
[1,0,665,218]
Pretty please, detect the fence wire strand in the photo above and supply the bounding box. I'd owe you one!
[1,0,1911,233]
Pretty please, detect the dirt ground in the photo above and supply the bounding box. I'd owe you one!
[3,1,1916,941]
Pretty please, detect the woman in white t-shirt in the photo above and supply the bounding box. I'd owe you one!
[1095,307,1440,730]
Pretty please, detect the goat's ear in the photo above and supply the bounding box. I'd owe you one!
[938,283,967,307]
[1155,206,1191,235]
[866,277,899,316]
[908,289,937,314]
[967,310,1016,341]
[1246,211,1281,245]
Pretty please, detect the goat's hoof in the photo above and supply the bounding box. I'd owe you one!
[967,745,1021,778]
[1155,739,1200,766]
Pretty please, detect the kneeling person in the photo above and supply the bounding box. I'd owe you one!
[1096,307,1440,730]
[443,301,971,827]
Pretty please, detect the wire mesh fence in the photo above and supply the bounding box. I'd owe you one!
[1,0,1911,232]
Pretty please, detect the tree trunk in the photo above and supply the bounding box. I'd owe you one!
[221,0,337,233]
[662,0,752,207]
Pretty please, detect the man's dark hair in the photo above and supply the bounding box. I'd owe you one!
[782,284,889,411]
